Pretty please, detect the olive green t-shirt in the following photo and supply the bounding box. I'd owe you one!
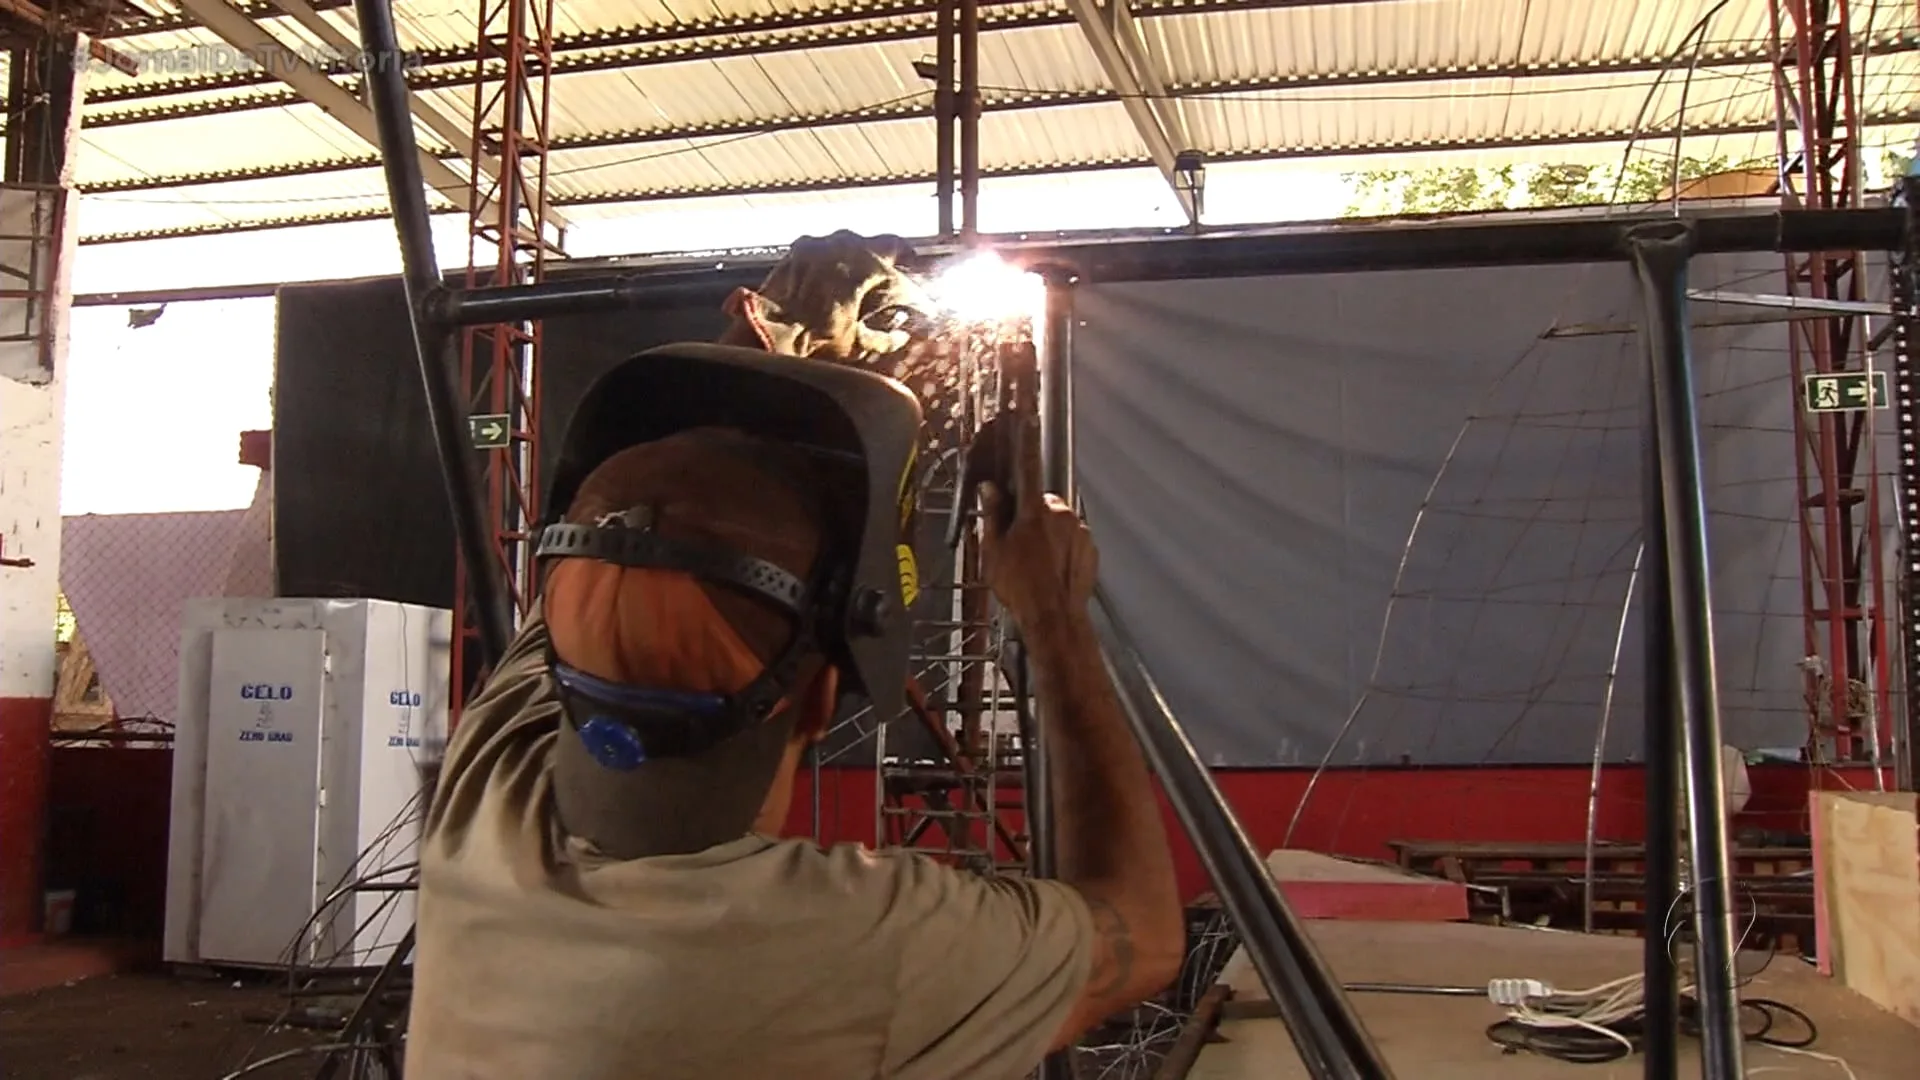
[403,619,1096,1079]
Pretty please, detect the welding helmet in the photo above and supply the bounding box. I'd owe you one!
[540,343,924,761]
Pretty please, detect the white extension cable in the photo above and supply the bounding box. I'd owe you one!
[1484,975,1859,1078]
[1488,973,1677,1056]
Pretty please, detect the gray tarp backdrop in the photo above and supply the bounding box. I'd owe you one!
[1075,254,1899,768]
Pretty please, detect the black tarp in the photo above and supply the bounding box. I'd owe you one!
[1077,254,1897,766]
[273,276,726,608]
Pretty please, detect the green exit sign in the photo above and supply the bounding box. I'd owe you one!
[1801,371,1890,413]
[469,413,512,449]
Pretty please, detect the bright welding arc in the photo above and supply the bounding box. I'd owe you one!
[925,250,1048,326]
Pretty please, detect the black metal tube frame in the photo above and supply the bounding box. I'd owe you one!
[934,0,955,237]
[417,211,1908,333]
[1641,370,1681,1080]
[71,208,1913,313]
[354,0,512,664]
[1027,275,1075,1080]
[1625,221,1745,1080]
[1027,275,1075,884]
[1091,588,1394,1080]
[1041,274,1076,499]
[957,0,980,238]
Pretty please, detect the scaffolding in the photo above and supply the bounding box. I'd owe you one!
[1769,0,1894,765]
[876,324,1038,876]
[451,0,561,718]
[0,181,68,384]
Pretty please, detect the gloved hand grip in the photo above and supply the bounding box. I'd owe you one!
[945,410,1023,549]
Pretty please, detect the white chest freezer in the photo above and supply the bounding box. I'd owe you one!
[164,598,452,971]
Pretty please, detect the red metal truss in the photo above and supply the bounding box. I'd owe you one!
[1769,0,1894,763]
[452,0,560,720]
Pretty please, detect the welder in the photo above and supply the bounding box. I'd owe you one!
[402,339,1183,1079]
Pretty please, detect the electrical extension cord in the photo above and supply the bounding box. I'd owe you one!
[1486,978,1555,1007]
[1483,972,1860,1079]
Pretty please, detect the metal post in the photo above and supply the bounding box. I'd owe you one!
[1025,276,1074,881]
[353,0,512,663]
[810,743,823,840]
[1006,655,1068,1080]
[1890,176,1920,792]
[312,927,414,1080]
[934,0,955,238]
[1025,277,1076,1080]
[1041,274,1076,498]
[957,0,981,240]
[1092,588,1393,1080]
[1641,397,1680,1080]
[1625,221,1745,1080]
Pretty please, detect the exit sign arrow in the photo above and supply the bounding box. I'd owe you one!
[1801,371,1889,414]
[469,414,512,449]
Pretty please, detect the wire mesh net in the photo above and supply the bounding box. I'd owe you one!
[1291,280,1887,783]
[54,482,271,732]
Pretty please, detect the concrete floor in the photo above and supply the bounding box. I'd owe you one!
[7,920,1912,1080]
[0,972,327,1080]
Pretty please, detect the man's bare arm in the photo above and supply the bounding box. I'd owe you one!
[1022,605,1184,1048]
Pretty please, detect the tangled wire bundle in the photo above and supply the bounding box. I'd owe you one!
[1482,888,1856,1078]
[1483,974,1823,1065]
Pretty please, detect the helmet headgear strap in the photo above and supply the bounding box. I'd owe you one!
[535,501,830,769]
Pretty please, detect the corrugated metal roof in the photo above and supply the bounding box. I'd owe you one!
[1145,0,1792,83]
[64,0,1920,242]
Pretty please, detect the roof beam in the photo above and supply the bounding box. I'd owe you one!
[104,0,352,37]
[80,18,1920,115]
[82,0,1442,108]
[103,0,1394,40]
[1065,0,1197,220]
[0,0,142,73]
[91,36,1915,128]
[172,0,483,206]
[72,54,1918,196]
[261,0,570,239]
[82,110,1920,245]
[169,0,574,249]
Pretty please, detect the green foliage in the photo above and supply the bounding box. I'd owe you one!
[1342,156,1765,217]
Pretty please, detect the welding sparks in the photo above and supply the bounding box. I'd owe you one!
[926,251,1046,326]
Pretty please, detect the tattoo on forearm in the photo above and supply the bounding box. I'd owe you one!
[1084,899,1137,998]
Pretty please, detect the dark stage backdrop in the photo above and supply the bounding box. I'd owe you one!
[1074,254,1899,767]
[273,276,730,609]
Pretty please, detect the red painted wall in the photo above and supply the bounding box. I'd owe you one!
[0,697,51,946]
[5,745,1882,947]
[44,746,173,940]
[783,762,1881,901]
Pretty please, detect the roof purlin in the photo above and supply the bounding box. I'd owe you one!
[77,106,1920,246]
[76,42,1920,193]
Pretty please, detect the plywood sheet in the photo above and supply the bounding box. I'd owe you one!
[1263,850,1469,922]
[1811,790,1920,1027]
